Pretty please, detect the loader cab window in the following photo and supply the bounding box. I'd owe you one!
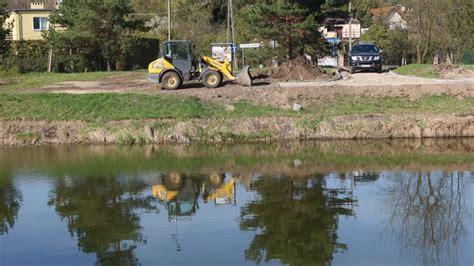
[161,42,191,61]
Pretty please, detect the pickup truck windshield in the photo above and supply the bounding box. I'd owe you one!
[352,45,378,53]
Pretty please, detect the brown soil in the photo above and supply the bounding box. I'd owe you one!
[0,78,19,85]
[270,56,330,81]
[434,64,474,79]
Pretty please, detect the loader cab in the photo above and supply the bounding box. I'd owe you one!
[160,41,196,80]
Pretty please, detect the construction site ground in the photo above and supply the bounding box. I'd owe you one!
[41,71,474,109]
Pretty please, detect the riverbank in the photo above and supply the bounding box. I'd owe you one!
[1,112,473,146]
[1,71,473,146]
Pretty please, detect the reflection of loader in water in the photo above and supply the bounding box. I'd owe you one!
[152,172,237,220]
[202,174,236,205]
[152,173,200,219]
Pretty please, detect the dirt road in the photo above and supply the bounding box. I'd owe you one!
[43,72,474,109]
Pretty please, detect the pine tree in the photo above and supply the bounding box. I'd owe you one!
[243,0,323,59]
[48,0,145,71]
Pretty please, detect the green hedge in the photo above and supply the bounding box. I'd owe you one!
[461,52,474,64]
[2,37,159,73]
[7,41,50,72]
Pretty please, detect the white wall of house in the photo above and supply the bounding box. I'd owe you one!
[387,12,407,30]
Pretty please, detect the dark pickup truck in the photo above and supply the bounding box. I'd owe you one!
[348,43,382,73]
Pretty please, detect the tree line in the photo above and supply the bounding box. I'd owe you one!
[0,0,473,73]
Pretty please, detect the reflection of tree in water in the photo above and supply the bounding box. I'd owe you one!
[385,171,469,266]
[0,174,22,235]
[48,175,158,265]
[239,175,355,265]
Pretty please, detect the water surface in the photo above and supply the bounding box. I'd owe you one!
[1,140,474,265]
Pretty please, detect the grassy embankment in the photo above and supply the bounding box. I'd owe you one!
[394,64,474,78]
[1,71,473,144]
[0,71,473,120]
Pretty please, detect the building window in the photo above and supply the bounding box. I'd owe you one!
[33,17,49,31]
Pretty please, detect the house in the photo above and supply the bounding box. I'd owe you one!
[370,5,408,30]
[5,0,60,41]
[320,18,361,40]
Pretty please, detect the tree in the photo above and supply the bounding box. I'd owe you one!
[0,0,12,69]
[241,0,324,60]
[48,0,146,71]
[0,173,23,235]
[239,175,355,265]
[434,0,474,64]
[385,171,468,265]
[361,22,412,65]
[48,174,159,265]
[405,0,437,64]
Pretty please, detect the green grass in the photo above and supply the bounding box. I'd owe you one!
[1,71,145,91]
[307,95,474,116]
[461,64,474,71]
[394,64,440,78]
[0,69,20,80]
[0,93,290,121]
[0,93,471,122]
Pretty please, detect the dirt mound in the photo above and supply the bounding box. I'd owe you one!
[434,64,474,78]
[271,56,330,81]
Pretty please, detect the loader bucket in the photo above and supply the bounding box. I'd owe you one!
[237,66,252,87]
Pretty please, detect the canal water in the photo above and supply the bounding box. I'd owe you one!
[1,140,473,266]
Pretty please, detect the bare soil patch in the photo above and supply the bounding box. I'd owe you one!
[42,79,156,94]
[434,64,474,79]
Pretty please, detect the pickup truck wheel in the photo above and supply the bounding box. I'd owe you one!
[162,72,182,90]
[203,70,222,89]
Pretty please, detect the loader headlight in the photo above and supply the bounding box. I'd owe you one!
[351,56,358,61]
[373,56,380,61]
[154,62,164,69]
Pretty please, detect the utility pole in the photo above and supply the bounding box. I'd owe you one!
[230,0,238,69]
[226,0,231,43]
[167,0,171,41]
[348,1,352,50]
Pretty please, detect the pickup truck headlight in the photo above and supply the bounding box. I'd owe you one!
[373,56,380,61]
[351,56,358,61]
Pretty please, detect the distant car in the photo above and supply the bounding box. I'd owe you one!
[348,42,382,74]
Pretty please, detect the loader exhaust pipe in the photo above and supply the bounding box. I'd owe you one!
[236,66,253,87]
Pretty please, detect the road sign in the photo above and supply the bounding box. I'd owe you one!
[232,45,238,53]
[240,43,260,49]
[326,38,341,44]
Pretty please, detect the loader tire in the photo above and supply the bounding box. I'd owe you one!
[162,71,182,90]
[202,70,222,89]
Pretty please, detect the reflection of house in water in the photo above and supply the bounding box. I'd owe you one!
[152,172,236,220]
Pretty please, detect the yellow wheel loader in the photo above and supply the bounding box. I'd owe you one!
[147,40,252,90]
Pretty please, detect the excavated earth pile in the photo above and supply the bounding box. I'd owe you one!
[270,56,331,81]
[434,64,474,79]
